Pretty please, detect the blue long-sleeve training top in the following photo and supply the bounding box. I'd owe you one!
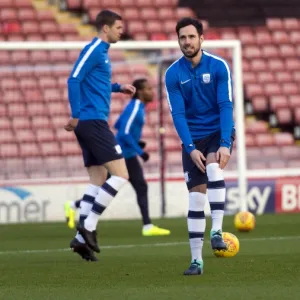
[115,99,145,159]
[67,37,121,120]
[165,50,234,154]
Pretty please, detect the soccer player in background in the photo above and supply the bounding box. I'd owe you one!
[65,10,136,261]
[165,18,235,275]
[65,79,170,237]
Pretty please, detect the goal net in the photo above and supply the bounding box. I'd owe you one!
[0,40,247,219]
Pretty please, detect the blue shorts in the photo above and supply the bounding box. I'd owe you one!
[75,120,123,167]
[182,130,235,190]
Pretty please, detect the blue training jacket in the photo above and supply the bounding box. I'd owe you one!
[67,37,121,120]
[165,50,234,154]
[115,99,145,159]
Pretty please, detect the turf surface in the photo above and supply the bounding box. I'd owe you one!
[0,214,299,300]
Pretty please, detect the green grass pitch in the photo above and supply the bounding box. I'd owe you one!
[0,214,299,300]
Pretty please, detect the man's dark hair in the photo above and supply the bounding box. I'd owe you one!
[176,18,203,37]
[132,78,147,99]
[95,10,122,31]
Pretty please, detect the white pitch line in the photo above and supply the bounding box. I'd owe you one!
[0,236,299,256]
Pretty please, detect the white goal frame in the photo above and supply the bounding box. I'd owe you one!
[0,40,248,212]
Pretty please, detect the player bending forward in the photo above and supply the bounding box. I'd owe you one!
[65,10,135,261]
[165,18,235,275]
[65,78,170,237]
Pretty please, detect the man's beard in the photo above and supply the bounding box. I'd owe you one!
[182,45,200,58]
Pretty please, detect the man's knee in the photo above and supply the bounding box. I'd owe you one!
[104,159,129,181]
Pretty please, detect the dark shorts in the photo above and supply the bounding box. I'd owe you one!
[182,130,235,190]
[74,119,123,167]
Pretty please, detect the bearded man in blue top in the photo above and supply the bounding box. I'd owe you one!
[165,18,235,276]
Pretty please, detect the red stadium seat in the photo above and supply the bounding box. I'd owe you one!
[276,108,293,124]
[0,51,10,63]
[0,9,18,21]
[8,103,26,117]
[49,50,67,63]
[282,83,298,95]
[283,18,299,30]
[27,103,47,116]
[257,72,274,83]
[261,45,279,58]
[250,59,267,71]
[0,129,15,143]
[20,78,37,90]
[19,143,40,157]
[0,0,13,8]
[32,116,51,129]
[36,128,55,142]
[136,0,154,7]
[40,142,61,156]
[285,58,300,71]
[246,119,268,133]
[176,7,195,18]
[255,30,272,44]
[266,18,283,30]
[43,89,61,102]
[16,129,35,143]
[246,134,256,146]
[18,8,36,21]
[287,160,300,168]
[272,31,289,43]
[22,21,39,34]
[275,72,293,82]
[273,132,294,146]
[24,90,43,103]
[288,95,300,108]
[294,108,300,124]
[241,72,256,84]
[61,141,81,155]
[58,23,77,34]
[55,128,75,142]
[30,50,49,63]
[281,145,300,159]
[255,133,274,146]
[140,8,158,20]
[279,44,296,57]
[0,117,11,130]
[0,104,7,117]
[15,0,32,8]
[268,59,284,71]
[40,21,58,34]
[66,0,82,10]
[268,161,286,169]
[293,71,300,82]
[3,90,22,103]
[127,21,145,34]
[0,144,19,158]
[26,33,43,41]
[12,116,31,129]
[243,46,261,58]
[36,10,55,21]
[52,116,68,128]
[158,7,174,19]
[290,31,300,43]
[164,20,177,34]
[262,146,281,158]
[48,102,67,115]
[39,77,57,89]
[245,84,264,97]
[11,51,29,64]
[264,83,282,96]
[270,96,288,111]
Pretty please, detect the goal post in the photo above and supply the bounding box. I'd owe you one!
[0,40,248,214]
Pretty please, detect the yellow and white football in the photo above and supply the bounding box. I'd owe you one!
[234,211,256,232]
[214,232,240,258]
